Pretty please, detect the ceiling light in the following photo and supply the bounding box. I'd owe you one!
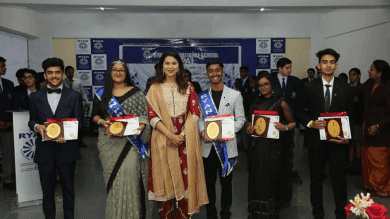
[100,7,104,11]
[260,8,265,12]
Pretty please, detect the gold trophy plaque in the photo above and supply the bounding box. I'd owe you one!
[105,121,127,137]
[43,122,64,140]
[324,118,343,140]
[252,115,270,138]
[205,120,222,141]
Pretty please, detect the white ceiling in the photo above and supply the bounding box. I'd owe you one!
[0,0,389,13]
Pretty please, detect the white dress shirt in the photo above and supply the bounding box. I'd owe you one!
[0,76,3,91]
[307,76,335,128]
[277,73,288,87]
[27,88,36,97]
[47,84,63,114]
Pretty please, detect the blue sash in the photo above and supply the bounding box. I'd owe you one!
[198,89,236,177]
[96,88,149,159]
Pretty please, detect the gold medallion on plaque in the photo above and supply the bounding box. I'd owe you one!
[207,122,220,139]
[110,122,124,135]
[254,117,266,135]
[47,123,61,138]
[327,119,341,138]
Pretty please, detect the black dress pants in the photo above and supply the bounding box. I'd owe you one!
[38,161,76,219]
[308,142,347,219]
[203,147,233,219]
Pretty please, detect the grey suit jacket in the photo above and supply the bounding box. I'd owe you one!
[198,86,246,158]
[63,78,88,102]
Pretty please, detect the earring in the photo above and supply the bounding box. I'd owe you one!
[272,90,274,94]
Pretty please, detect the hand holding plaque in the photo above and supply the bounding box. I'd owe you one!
[318,112,351,141]
[43,122,64,141]
[105,121,127,137]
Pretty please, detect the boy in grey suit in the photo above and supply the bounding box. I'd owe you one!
[198,60,245,219]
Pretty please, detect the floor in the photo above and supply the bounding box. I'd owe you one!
[1,132,389,219]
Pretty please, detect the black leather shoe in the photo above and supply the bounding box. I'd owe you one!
[293,171,303,185]
[3,182,16,189]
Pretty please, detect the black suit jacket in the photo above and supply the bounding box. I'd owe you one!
[272,73,301,110]
[296,78,354,149]
[14,88,31,110]
[29,86,84,164]
[0,78,14,128]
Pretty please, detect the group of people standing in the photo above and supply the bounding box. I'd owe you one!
[0,46,389,219]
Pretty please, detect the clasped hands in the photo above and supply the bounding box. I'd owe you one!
[310,120,349,144]
[168,132,185,148]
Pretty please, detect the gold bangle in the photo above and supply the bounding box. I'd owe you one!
[165,131,170,137]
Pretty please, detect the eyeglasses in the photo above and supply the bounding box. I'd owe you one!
[22,76,34,80]
[112,69,126,74]
[257,83,271,89]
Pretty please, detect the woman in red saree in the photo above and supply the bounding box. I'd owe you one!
[146,50,208,219]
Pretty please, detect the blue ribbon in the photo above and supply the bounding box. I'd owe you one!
[198,90,236,177]
[96,87,149,159]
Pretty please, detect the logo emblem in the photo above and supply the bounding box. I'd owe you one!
[21,139,36,161]
[95,73,104,81]
[274,41,283,49]
[79,57,89,65]
[259,57,268,65]
[80,74,89,81]
[273,57,281,64]
[258,41,268,49]
[94,42,103,50]
[84,88,90,97]
[143,50,152,59]
[94,57,104,65]
[78,42,88,50]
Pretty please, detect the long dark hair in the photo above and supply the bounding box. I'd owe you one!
[373,60,390,83]
[152,50,188,94]
[100,59,133,112]
[255,72,280,98]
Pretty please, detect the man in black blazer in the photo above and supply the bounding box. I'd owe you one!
[272,57,303,184]
[296,49,353,219]
[0,56,16,189]
[301,68,316,88]
[29,58,83,219]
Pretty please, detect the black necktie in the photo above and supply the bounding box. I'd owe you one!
[47,88,62,94]
[282,77,286,97]
[324,84,331,112]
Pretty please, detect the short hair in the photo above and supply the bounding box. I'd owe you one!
[307,68,315,72]
[16,68,29,78]
[276,57,292,69]
[239,65,249,72]
[42,58,64,72]
[316,48,340,63]
[206,60,224,70]
[349,68,361,76]
[257,70,269,77]
[0,56,5,62]
[338,73,348,80]
[64,66,74,73]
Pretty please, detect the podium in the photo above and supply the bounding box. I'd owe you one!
[10,110,42,207]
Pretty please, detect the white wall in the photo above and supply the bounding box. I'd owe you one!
[0,30,28,85]
[324,8,390,82]
[0,7,39,37]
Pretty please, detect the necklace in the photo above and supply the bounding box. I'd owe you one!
[163,82,177,91]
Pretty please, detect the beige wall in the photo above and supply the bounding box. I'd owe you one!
[52,38,77,76]
[286,38,311,79]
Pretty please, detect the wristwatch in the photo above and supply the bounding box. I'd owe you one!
[284,125,289,131]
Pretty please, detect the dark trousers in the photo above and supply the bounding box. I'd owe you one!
[203,148,233,219]
[38,161,76,219]
[308,142,347,219]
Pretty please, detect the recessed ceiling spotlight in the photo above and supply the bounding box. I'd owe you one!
[260,8,265,12]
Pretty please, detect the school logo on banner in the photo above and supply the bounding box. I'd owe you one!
[77,55,91,70]
[92,39,105,54]
[257,54,271,69]
[83,86,93,101]
[21,138,37,161]
[76,39,91,54]
[77,70,92,85]
[91,54,107,70]
[271,54,286,69]
[271,38,286,53]
[256,39,271,54]
[92,71,106,86]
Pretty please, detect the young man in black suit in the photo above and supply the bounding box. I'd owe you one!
[272,57,303,184]
[296,49,353,219]
[0,56,16,189]
[29,58,83,219]
[301,68,316,86]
